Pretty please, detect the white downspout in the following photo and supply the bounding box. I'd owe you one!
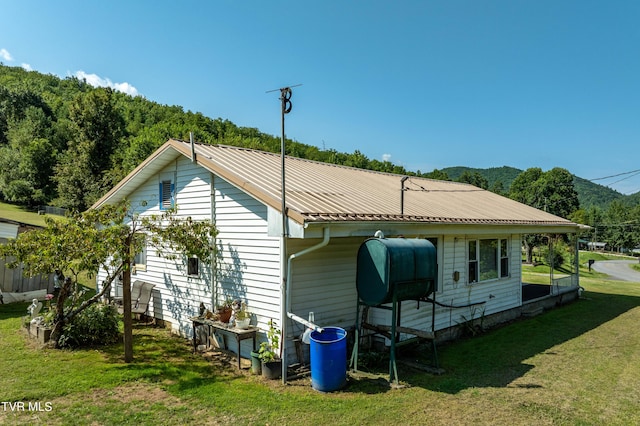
[210,173,217,312]
[281,227,331,383]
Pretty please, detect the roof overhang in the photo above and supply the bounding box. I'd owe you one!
[300,219,582,239]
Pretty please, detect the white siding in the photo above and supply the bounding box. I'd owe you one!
[95,157,281,354]
[131,158,213,336]
[288,237,363,330]
[213,175,281,334]
[97,158,214,336]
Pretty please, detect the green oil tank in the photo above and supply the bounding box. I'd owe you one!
[356,238,436,306]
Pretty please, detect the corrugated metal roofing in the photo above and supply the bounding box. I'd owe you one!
[94,139,579,230]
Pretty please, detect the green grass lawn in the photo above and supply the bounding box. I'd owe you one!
[2,275,640,425]
[521,250,637,284]
[0,201,50,227]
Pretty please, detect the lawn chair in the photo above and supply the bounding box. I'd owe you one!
[114,280,142,310]
[132,281,155,316]
[116,280,155,318]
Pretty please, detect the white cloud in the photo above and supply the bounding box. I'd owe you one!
[0,48,14,62]
[382,153,392,162]
[74,70,140,97]
[21,63,32,71]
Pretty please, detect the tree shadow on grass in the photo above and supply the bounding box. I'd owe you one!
[102,324,239,391]
[346,289,640,395]
[0,301,30,320]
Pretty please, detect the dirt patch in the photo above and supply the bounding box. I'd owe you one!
[48,382,236,425]
[83,382,180,406]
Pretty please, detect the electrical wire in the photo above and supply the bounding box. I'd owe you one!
[589,169,640,181]
[608,170,640,186]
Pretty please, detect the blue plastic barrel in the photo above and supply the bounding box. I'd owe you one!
[310,327,347,392]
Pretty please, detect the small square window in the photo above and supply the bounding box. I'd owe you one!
[188,257,199,276]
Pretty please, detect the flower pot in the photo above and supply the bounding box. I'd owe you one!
[261,360,282,380]
[28,323,52,344]
[235,317,250,329]
[250,351,262,375]
[217,308,232,323]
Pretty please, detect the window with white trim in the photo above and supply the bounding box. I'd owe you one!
[500,239,509,278]
[133,243,147,274]
[468,238,509,283]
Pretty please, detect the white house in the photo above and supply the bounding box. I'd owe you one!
[93,139,581,368]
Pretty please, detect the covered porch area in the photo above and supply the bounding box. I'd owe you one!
[522,274,580,303]
[521,232,583,304]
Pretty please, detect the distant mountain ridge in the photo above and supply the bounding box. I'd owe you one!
[441,166,633,210]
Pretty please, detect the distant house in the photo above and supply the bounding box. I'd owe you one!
[1,219,54,302]
[587,241,607,251]
[93,139,582,366]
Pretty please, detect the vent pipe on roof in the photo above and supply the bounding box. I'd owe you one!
[400,176,409,215]
[190,132,195,163]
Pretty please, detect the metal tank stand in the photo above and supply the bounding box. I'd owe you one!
[350,293,439,385]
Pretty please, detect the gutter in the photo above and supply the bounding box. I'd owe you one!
[281,227,331,384]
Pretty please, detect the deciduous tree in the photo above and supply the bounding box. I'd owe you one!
[0,202,217,361]
[510,167,580,263]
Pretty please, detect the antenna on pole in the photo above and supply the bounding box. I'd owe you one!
[267,84,301,386]
[265,84,301,237]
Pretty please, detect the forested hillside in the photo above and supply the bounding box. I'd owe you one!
[443,166,628,209]
[0,63,636,213]
[442,166,522,192]
[0,64,426,211]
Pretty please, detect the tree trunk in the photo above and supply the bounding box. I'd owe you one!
[47,271,119,349]
[524,240,533,264]
[49,277,73,347]
[123,237,133,363]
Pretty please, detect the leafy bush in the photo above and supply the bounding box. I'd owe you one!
[58,303,120,348]
[541,242,567,268]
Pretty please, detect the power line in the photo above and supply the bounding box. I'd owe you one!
[589,169,640,181]
[608,170,640,186]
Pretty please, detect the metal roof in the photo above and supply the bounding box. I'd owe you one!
[93,139,580,231]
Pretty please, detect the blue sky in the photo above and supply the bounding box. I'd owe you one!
[2,1,639,194]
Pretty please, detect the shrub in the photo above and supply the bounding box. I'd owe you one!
[541,241,567,268]
[58,303,120,348]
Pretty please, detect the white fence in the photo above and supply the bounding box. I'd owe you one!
[0,256,54,294]
[552,275,579,295]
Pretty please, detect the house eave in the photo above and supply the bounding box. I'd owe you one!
[91,142,182,209]
[300,218,581,239]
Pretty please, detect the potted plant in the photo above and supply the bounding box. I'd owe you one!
[234,301,251,329]
[258,319,282,379]
[215,298,233,323]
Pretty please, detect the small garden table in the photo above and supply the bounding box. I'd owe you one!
[190,317,257,369]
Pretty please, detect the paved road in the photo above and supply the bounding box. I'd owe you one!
[590,259,640,282]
